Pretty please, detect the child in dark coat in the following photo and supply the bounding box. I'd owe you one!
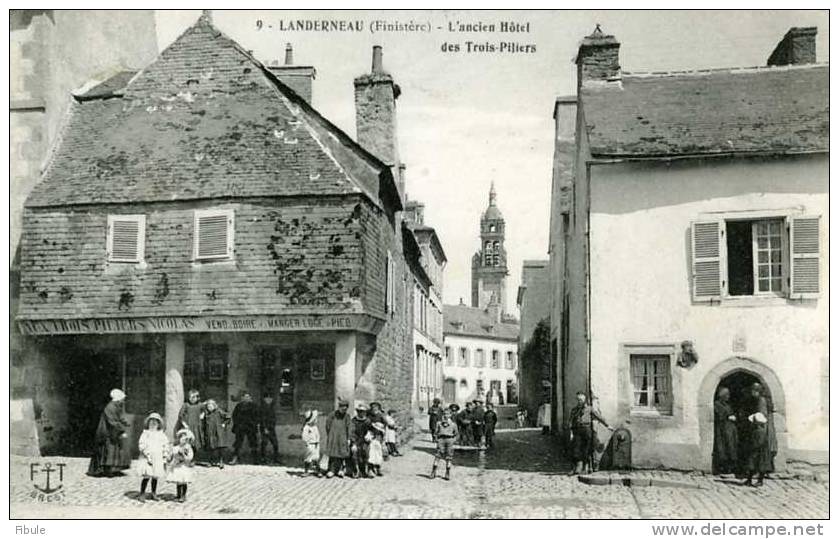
[201,399,230,468]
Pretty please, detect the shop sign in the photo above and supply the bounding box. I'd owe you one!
[18,314,383,336]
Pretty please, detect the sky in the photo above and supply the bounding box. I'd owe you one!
[155,10,828,314]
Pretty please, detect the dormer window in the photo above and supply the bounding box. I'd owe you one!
[107,215,145,263]
[194,209,234,261]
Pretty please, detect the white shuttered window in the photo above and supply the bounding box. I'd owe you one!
[691,214,821,301]
[194,209,234,261]
[790,216,821,298]
[107,215,145,263]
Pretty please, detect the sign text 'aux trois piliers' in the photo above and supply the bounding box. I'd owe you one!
[18,314,384,335]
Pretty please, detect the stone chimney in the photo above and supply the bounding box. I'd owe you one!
[767,27,817,66]
[404,200,425,225]
[575,24,620,88]
[268,44,316,104]
[355,45,403,200]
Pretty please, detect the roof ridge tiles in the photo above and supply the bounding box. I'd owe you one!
[622,61,829,79]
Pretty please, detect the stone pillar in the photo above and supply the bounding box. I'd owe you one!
[334,332,357,409]
[165,334,185,439]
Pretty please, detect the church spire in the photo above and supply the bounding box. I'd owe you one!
[489,181,497,206]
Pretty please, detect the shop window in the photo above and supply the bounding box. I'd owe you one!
[184,343,229,405]
[194,209,234,261]
[107,215,145,263]
[124,343,163,416]
[630,354,672,414]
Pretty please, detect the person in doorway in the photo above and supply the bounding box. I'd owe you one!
[430,407,458,481]
[87,389,132,477]
[712,386,738,475]
[351,402,372,478]
[230,392,259,465]
[136,412,170,501]
[167,428,195,503]
[428,398,443,442]
[324,399,352,478]
[484,402,498,450]
[537,401,552,435]
[743,383,775,487]
[472,399,486,448]
[568,391,612,475]
[301,410,321,476]
[201,399,230,468]
[258,393,280,464]
[175,389,204,462]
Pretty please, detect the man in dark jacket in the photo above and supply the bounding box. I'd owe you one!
[258,393,279,464]
[230,392,259,465]
[484,402,498,450]
[568,391,612,475]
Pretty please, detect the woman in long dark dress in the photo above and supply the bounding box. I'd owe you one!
[743,383,775,487]
[712,387,738,475]
[175,389,204,458]
[324,399,351,478]
[87,389,132,477]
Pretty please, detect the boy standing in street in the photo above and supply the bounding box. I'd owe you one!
[431,408,459,481]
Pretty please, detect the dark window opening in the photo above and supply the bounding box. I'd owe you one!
[726,221,754,296]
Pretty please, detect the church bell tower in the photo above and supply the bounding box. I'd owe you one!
[471,182,508,313]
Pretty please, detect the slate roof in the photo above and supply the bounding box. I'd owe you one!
[582,63,829,158]
[443,304,519,341]
[26,14,401,211]
[74,70,136,100]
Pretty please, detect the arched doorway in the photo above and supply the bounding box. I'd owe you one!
[697,357,787,473]
[716,370,762,475]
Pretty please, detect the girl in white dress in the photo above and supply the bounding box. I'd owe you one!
[137,412,170,501]
[167,428,195,502]
[301,410,321,476]
[367,422,385,476]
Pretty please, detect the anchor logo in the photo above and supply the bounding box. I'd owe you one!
[30,462,66,494]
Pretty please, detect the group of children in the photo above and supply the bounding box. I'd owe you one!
[307,400,403,479]
[429,398,499,449]
[135,413,194,503]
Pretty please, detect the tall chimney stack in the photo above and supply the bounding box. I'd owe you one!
[267,43,316,104]
[575,24,620,88]
[767,27,817,66]
[354,46,404,201]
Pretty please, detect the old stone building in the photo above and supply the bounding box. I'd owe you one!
[404,202,447,412]
[15,13,417,458]
[10,9,159,456]
[516,260,551,423]
[549,26,828,470]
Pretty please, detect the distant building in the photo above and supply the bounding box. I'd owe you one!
[15,13,417,457]
[443,300,519,406]
[516,260,551,422]
[471,183,509,313]
[549,26,827,471]
[404,201,448,411]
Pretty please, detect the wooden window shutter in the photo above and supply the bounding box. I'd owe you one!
[691,220,723,301]
[789,215,820,298]
[107,215,145,262]
[195,210,234,260]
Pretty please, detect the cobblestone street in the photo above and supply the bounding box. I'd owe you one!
[11,429,828,519]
